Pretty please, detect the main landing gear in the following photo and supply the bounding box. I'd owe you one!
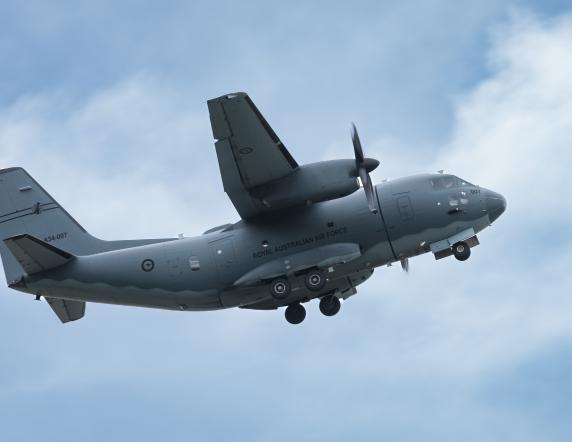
[319,295,341,316]
[270,269,327,301]
[285,303,306,325]
[284,295,342,324]
[270,277,291,300]
[272,270,339,324]
[452,241,471,261]
[304,269,326,291]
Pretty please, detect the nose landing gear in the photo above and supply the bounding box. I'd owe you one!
[452,241,471,261]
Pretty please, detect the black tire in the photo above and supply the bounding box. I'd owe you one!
[285,303,306,324]
[452,241,471,261]
[319,295,341,317]
[270,277,290,300]
[304,269,326,292]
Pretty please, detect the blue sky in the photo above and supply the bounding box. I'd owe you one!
[1,1,572,441]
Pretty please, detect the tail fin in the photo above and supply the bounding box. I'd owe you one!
[0,167,102,284]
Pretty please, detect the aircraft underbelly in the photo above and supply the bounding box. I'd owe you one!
[26,277,225,311]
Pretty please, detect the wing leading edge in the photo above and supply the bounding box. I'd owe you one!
[207,92,298,220]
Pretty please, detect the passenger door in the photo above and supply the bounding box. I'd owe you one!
[379,190,419,258]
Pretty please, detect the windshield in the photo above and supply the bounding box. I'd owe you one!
[431,175,474,190]
[431,175,456,190]
[456,177,475,186]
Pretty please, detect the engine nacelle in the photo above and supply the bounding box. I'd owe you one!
[252,159,360,209]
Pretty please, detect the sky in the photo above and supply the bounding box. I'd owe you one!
[1,1,572,441]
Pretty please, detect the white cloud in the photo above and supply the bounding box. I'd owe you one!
[441,12,572,220]
[0,75,237,239]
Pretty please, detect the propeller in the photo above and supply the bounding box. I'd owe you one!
[351,123,380,213]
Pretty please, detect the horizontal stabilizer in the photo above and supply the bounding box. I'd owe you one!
[3,234,74,275]
[46,298,85,323]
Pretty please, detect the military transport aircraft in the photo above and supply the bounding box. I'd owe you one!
[0,92,506,324]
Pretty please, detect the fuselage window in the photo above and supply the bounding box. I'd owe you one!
[189,256,201,271]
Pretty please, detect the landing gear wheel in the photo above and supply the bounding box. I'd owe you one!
[319,295,341,317]
[285,303,306,324]
[270,278,290,300]
[452,241,471,261]
[304,269,326,292]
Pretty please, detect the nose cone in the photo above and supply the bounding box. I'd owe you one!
[484,190,507,223]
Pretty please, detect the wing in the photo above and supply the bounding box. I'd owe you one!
[207,92,298,219]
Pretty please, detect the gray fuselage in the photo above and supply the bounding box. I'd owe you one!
[21,173,505,312]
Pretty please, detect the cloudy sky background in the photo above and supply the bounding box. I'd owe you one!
[1,1,572,440]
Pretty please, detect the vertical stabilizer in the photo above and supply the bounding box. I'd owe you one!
[0,167,101,284]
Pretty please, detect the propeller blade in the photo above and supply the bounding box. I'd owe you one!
[401,258,409,273]
[360,169,378,213]
[352,123,379,213]
[351,123,364,164]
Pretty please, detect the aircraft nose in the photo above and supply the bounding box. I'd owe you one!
[484,189,507,223]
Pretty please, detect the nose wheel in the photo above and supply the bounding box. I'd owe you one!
[285,303,306,324]
[452,241,471,261]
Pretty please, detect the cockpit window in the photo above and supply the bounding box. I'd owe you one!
[431,175,475,190]
[458,178,474,186]
[431,176,456,190]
